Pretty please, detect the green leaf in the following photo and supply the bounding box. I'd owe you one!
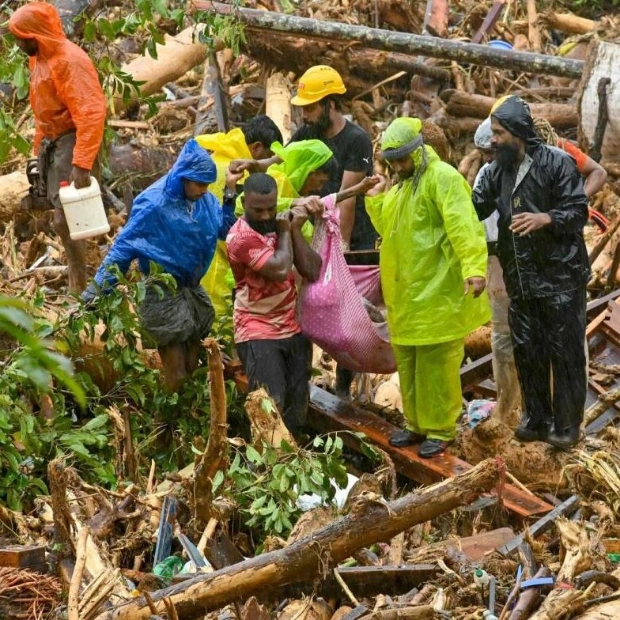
[246,445,262,464]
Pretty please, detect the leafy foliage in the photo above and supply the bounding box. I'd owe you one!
[0,0,246,164]
[212,429,380,544]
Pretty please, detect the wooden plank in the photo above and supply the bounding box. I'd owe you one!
[308,386,553,518]
[497,494,580,556]
[447,527,515,561]
[460,352,493,391]
[0,544,46,570]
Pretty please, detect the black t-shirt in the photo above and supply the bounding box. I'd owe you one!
[290,120,378,249]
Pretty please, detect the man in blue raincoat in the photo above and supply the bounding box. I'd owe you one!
[366,117,490,458]
[82,139,238,391]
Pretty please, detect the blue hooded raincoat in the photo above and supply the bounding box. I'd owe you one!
[94,139,235,289]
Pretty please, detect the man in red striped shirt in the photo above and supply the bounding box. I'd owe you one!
[227,173,322,434]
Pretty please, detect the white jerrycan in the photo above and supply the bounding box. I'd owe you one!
[58,177,111,241]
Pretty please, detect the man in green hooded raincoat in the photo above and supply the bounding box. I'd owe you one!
[366,117,491,458]
[235,139,336,241]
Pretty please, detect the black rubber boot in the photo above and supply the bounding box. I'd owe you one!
[514,423,548,443]
[389,429,425,447]
[546,428,581,451]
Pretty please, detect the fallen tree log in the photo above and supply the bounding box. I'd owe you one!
[0,145,177,221]
[443,90,578,127]
[94,458,503,620]
[192,1,584,79]
[112,25,209,114]
[542,12,598,35]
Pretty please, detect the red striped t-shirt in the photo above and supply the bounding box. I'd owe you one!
[226,217,300,343]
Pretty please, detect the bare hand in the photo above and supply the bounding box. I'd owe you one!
[292,195,323,217]
[276,210,292,233]
[365,174,387,196]
[225,165,244,190]
[509,212,552,236]
[229,158,260,175]
[358,175,382,194]
[464,276,486,298]
[71,166,91,189]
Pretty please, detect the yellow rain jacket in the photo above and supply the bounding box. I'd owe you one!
[366,118,490,346]
[235,140,334,241]
[195,128,251,314]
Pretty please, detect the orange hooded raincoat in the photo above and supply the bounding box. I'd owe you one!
[8,3,106,170]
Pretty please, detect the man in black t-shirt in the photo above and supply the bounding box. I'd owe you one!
[290,65,378,399]
[289,65,378,253]
[229,67,379,399]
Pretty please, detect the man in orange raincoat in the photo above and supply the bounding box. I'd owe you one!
[9,2,107,293]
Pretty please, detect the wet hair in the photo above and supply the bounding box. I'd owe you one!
[313,155,339,180]
[242,116,283,150]
[244,172,277,196]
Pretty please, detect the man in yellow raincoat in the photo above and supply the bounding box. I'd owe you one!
[196,116,282,314]
[366,117,490,458]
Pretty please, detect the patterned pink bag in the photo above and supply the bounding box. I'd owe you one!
[298,194,397,373]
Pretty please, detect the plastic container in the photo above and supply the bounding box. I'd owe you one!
[488,39,513,51]
[58,177,110,240]
[474,568,491,588]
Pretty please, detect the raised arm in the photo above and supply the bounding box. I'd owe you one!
[256,213,294,282]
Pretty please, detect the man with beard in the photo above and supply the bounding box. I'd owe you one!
[473,96,590,450]
[8,2,106,293]
[290,66,378,400]
[366,117,490,458]
[226,173,323,434]
[230,66,377,399]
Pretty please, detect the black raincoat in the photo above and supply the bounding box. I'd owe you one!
[473,97,590,300]
[472,96,588,437]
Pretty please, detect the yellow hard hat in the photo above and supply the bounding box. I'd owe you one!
[290,65,347,106]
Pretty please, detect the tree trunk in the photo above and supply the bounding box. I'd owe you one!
[94,458,502,620]
[266,73,293,144]
[443,90,578,127]
[192,1,584,79]
[113,25,210,114]
[542,12,598,35]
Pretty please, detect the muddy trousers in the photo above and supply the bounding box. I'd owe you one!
[393,339,464,441]
[509,289,587,435]
[237,333,312,434]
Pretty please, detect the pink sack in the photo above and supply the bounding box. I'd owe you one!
[298,194,396,373]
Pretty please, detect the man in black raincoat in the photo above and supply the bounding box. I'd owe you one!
[473,96,590,450]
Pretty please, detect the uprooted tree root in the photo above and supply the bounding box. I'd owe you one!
[459,417,569,491]
[0,567,63,620]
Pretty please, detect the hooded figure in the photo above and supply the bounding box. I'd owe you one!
[8,3,106,170]
[9,2,107,294]
[235,139,335,241]
[84,139,236,392]
[366,117,490,458]
[473,95,589,450]
[196,117,283,314]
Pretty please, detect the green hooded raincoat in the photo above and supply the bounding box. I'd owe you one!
[366,118,490,346]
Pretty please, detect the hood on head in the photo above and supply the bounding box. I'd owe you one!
[490,95,541,152]
[166,139,217,199]
[380,117,440,170]
[474,118,493,150]
[8,3,65,57]
[269,139,333,193]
